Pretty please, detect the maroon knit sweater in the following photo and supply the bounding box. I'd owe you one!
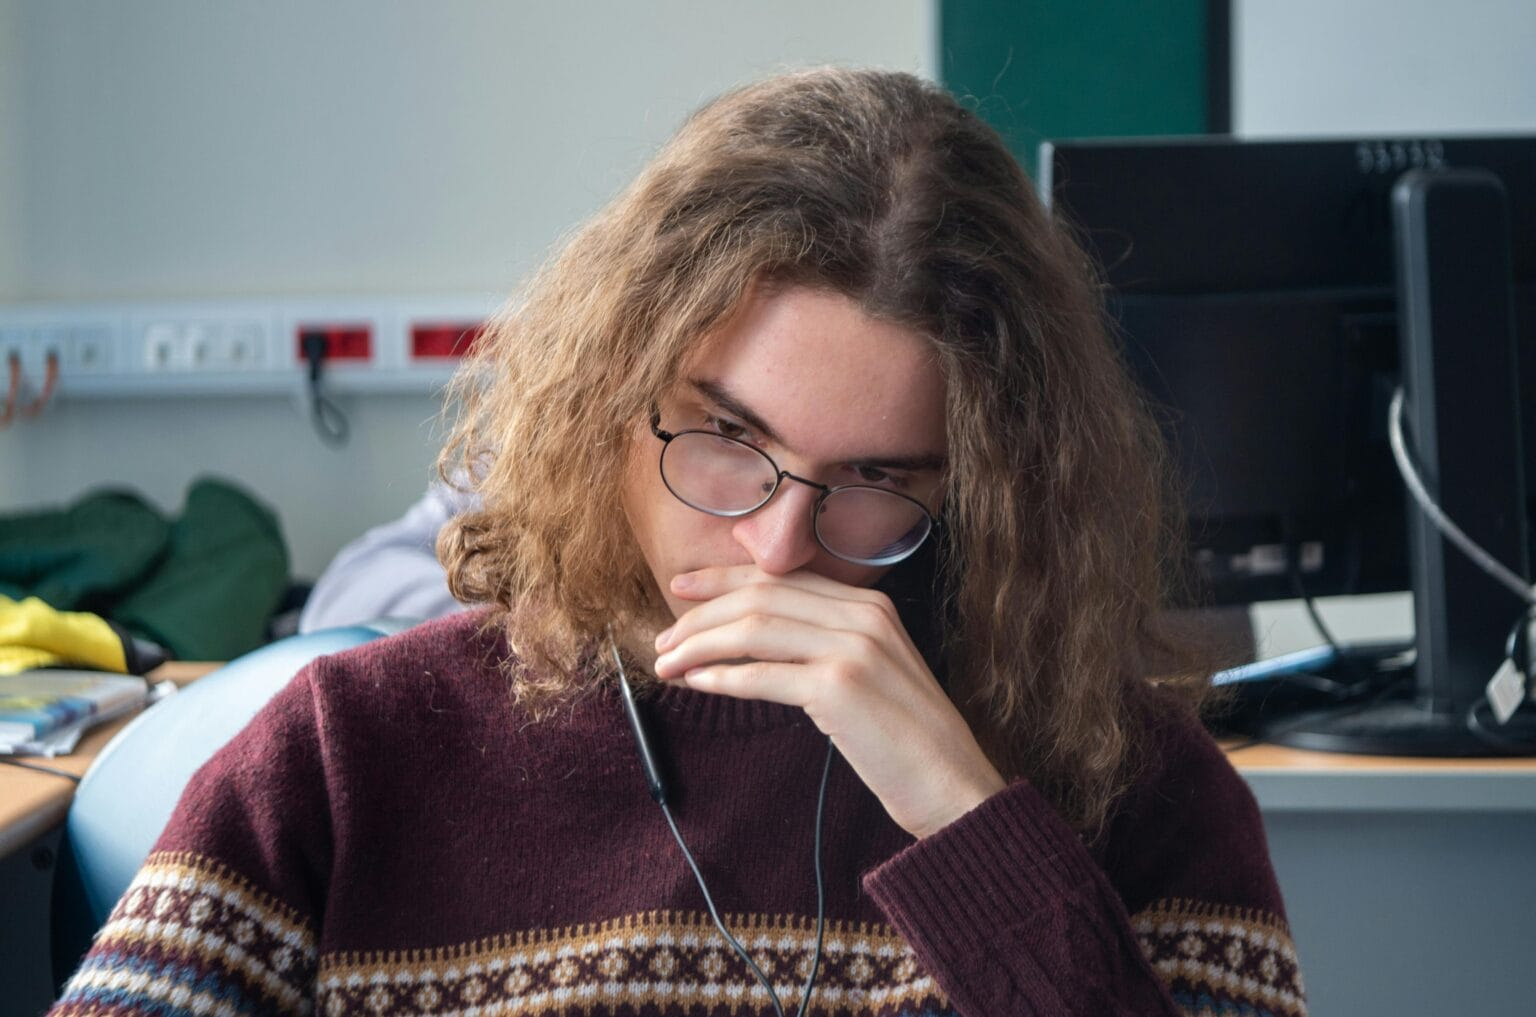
[53,611,1305,1016]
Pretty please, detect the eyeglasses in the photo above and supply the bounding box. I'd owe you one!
[650,415,937,566]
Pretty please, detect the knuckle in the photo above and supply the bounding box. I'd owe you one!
[825,656,866,693]
[857,597,895,630]
[863,588,895,613]
[740,611,773,635]
[848,630,883,663]
[744,580,777,606]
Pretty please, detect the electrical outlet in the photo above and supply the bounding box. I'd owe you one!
[132,318,274,374]
[184,323,217,370]
[65,325,114,374]
[0,326,26,367]
[295,323,373,362]
[410,321,484,359]
[2,327,59,388]
[0,329,27,411]
[140,323,186,372]
[31,328,66,397]
[33,326,66,363]
[0,326,63,412]
[218,321,267,369]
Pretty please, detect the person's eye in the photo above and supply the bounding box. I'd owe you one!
[704,415,753,442]
[853,464,910,489]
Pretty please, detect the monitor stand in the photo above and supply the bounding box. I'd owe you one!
[1264,690,1536,756]
[1263,168,1534,757]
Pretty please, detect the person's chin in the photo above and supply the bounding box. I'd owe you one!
[656,592,691,624]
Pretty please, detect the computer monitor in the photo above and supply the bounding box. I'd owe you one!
[1040,135,1535,755]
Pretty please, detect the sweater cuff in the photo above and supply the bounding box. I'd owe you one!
[862,779,1103,954]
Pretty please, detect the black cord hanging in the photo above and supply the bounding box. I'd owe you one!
[302,331,350,447]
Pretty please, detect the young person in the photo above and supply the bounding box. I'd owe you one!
[52,69,1305,1017]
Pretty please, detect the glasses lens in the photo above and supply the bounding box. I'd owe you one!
[661,431,778,515]
[816,487,932,566]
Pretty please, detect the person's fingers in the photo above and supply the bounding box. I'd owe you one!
[676,658,810,705]
[656,578,873,655]
[654,613,867,689]
[670,564,888,606]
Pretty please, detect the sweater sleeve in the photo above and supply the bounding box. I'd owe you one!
[862,712,1306,1017]
[50,667,334,1017]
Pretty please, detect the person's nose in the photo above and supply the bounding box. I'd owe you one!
[731,474,823,575]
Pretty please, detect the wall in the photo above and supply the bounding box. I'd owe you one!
[0,1,930,577]
[1235,0,1536,137]
[0,1,20,297]
[940,0,1211,177]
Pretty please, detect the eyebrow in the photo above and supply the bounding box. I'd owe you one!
[686,377,948,473]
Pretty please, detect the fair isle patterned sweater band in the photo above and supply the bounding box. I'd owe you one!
[320,914,942,1016]
[60,852,958,1017]
[57,852,1307,1017]
[59,852,317,1016]
[1133,899,1307,1017]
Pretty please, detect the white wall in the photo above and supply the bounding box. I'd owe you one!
[1235,0,1536,137]
[0,1,20,297]
[1233,0,1536,655]
[0,1,930,577]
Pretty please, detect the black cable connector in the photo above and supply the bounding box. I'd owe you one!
[301,330,350,447]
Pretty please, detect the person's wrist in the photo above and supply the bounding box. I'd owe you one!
[912,769,1008,840]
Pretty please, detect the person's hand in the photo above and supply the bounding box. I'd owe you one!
[652,565,1007,839]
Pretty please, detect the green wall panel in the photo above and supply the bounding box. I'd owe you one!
[941,0,1212,177]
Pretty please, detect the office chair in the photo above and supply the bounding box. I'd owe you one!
[50,619,414,987]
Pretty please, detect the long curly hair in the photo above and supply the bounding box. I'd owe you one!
[438,67,1206,835]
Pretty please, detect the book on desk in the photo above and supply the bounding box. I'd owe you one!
[0,669,150,757]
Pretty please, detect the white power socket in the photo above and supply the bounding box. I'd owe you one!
[133,317,271,373]
[65,324,115,375]
[0,296,498,400]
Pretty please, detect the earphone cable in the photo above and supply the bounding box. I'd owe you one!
[657,800,786,1016]
[800,736,832,1017]
[610,631,832,1017]
[656,737,833,1017]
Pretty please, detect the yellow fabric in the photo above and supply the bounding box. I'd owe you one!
[0,595,128,676]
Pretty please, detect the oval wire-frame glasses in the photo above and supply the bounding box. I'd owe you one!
[649,412,937,567]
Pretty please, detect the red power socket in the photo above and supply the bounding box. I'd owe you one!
[410,321,484,359]
[296,324,372,361]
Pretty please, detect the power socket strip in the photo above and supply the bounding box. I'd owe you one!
[0,295,500,400]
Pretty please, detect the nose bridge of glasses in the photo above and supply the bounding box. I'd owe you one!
[738,469,823,570]
[776,468,831,496]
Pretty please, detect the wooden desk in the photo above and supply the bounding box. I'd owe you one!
[0,662,218,860]
[1226,740,1536,811]
[1228,741,1536,771]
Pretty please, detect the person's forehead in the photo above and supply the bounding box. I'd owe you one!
[674,287,948,462]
